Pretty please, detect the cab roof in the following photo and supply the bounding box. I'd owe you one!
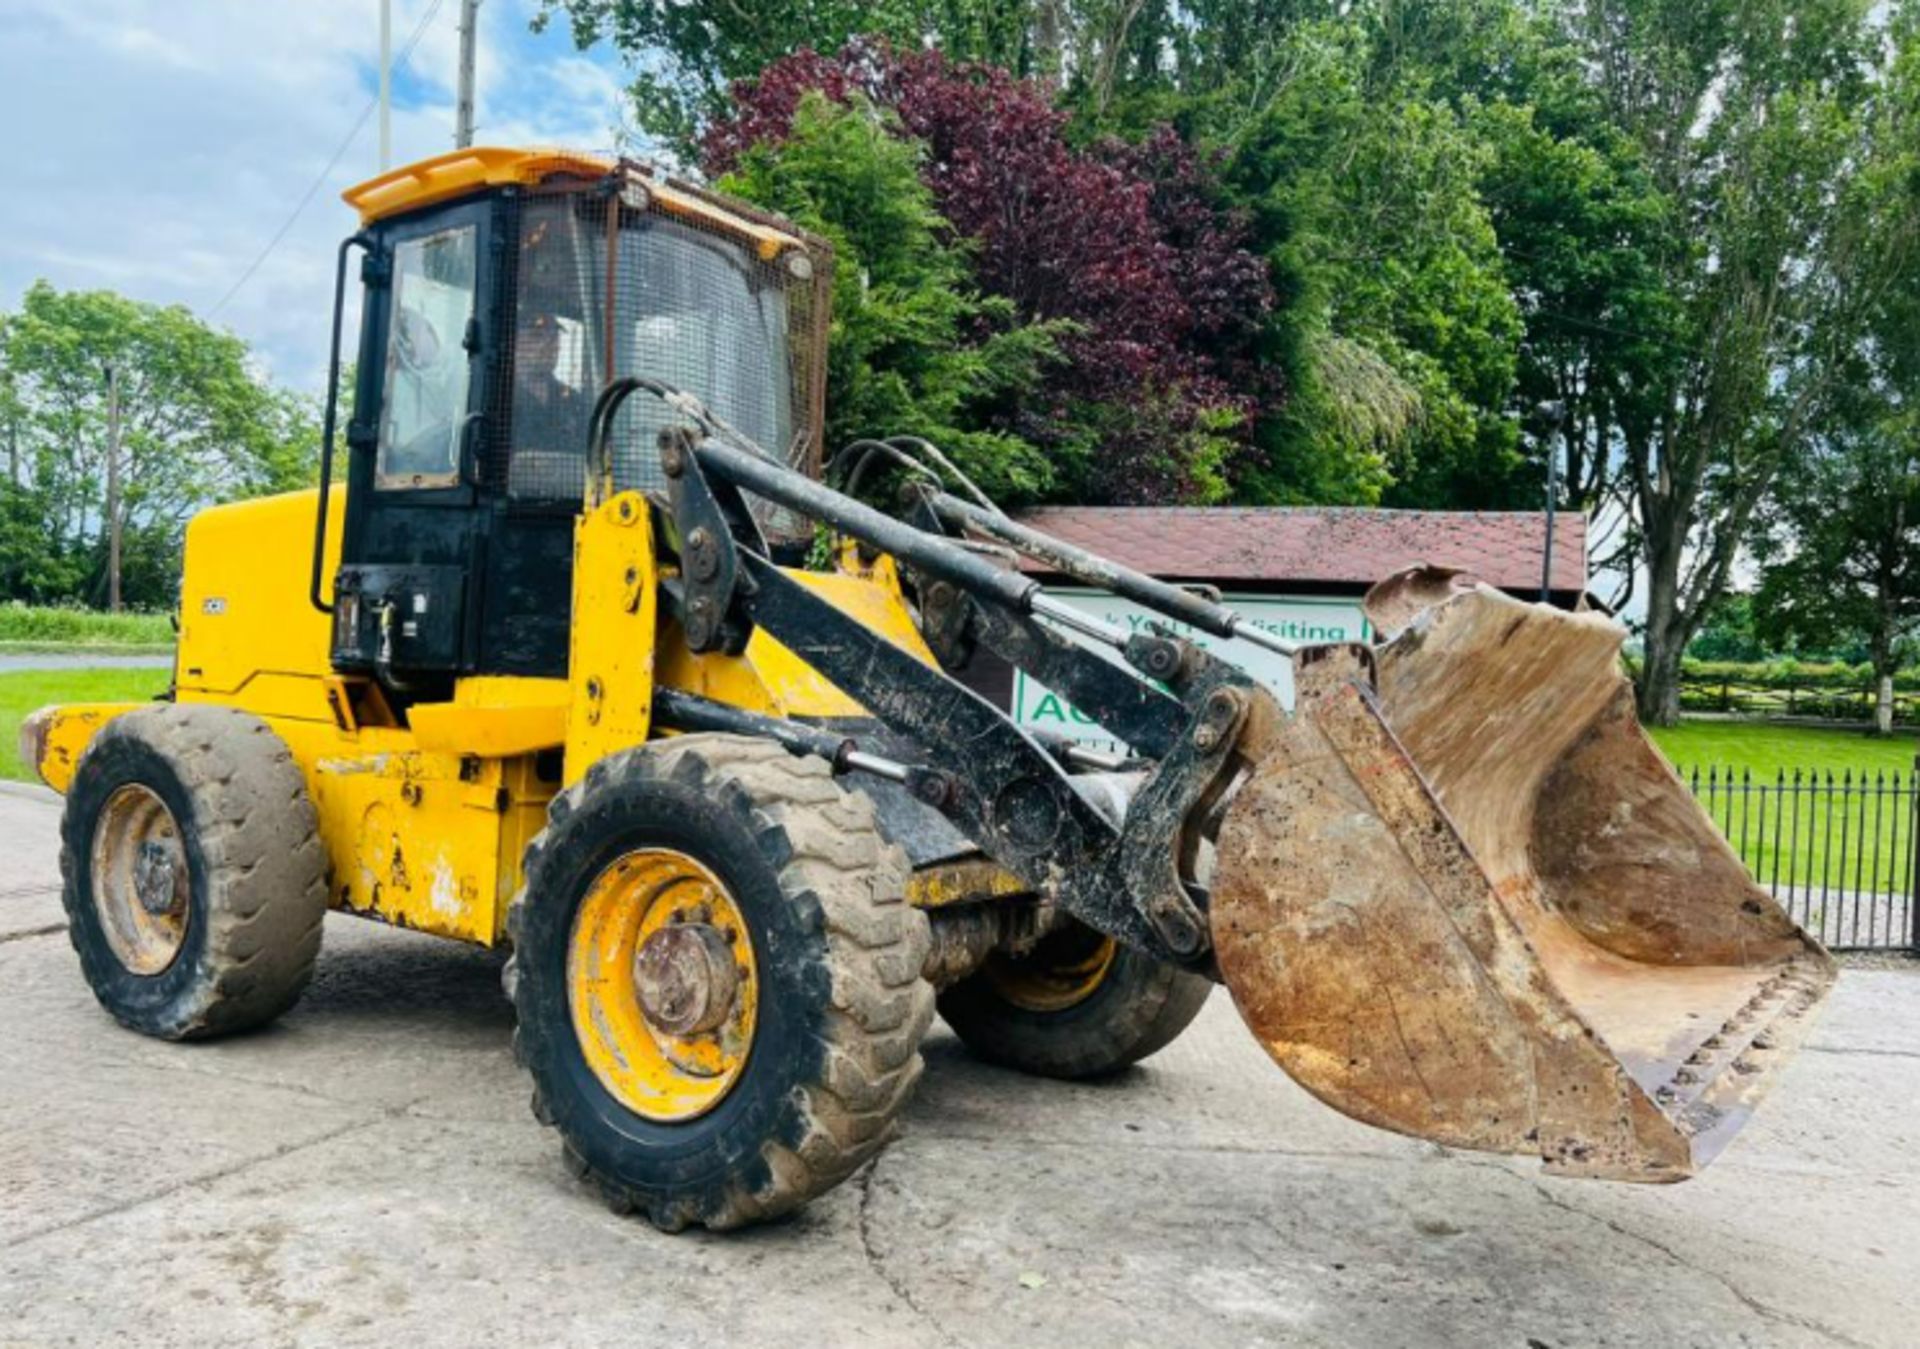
[340,147,805,260]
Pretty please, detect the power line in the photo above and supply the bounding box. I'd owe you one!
[209,0,449,320]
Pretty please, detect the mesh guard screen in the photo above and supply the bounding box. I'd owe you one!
[489,171,827,538]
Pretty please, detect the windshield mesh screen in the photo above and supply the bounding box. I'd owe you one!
[488,171,828,534]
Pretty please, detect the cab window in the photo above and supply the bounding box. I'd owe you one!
[376,225,477,488]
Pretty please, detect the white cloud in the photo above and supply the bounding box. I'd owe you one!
[0,0,634,389]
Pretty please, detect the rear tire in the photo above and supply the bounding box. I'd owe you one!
[938,918,1211,1079]
[509,735,933,1231]
[59,704,328,1040]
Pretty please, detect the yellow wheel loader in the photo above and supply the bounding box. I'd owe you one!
[24,149,1835,1231]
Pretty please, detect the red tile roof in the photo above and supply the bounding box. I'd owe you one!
[1011,507,1588,594]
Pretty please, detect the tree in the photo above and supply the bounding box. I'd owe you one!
[535,1,1215,148]
[1753,11,1920,734]
[719,93,1066,500]
[0,283,314,610]
[1544,0,1917,725]
[708,43,1277,504]
[1686,592,1769,663]
[548,0,1920,560]
[1187,15,1524,508]
[1755,412,1920,735]
[545,4,1572,509]
[536,0,1047,153]
[1031,3,1533,508]
[1468,83,1675,575]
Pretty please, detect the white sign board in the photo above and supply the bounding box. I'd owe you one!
[1010,588,1370,750]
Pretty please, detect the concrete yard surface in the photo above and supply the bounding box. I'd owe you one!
[1,784,1917,1348]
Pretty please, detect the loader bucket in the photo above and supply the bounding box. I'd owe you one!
[1210,573,1835,1181]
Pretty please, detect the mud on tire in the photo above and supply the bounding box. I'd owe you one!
[59,703,329,1040]
[508,734,933,1231]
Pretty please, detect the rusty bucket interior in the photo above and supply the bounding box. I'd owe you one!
[1210,574,1835,1181]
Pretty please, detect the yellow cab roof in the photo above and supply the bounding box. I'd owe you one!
[340,147,803,261]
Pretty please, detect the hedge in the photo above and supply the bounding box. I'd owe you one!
[0,603,174,648]
[1624,655,1920,693]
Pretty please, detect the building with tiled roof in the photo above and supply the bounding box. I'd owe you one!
[981,506,1590,734]
[1012,506,1589,606]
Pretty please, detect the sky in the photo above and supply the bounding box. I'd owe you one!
[0,0,638,392]
[0,3,1637,616]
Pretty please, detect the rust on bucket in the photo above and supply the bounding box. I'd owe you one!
[1210,574,1834,1180]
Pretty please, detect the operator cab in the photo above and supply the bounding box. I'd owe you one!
[316,149,828,701]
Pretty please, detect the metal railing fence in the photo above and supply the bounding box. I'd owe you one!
[1680,760,1919,951]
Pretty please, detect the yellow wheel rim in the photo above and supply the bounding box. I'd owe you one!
[89,783,191,976]
[567,848,758,1122]
[985,923,1117,1014]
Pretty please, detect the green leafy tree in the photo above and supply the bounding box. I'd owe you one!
[1753,12,1920,735]
[1547,0,1917,724]
[0,282,315,609]
[1203,17,1523,507]
[548,2,1536,508]
[1686,593,1769,663]
[719,93,1066,500]
[549,0,1920,574]
[538,1,1049,152]
[535,1,1200,147]
[1754,411,1920,736]
[1470,92,1674,541]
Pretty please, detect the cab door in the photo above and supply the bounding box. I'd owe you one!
[332,201,494,689]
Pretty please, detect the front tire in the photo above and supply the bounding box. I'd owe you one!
[509,735,932,1231]
[59,704,328,1040]
[938,918,1212,1079]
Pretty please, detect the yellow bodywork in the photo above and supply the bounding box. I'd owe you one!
[412,678,568,758]
[342,147,803,261]
[904,857,1032,910]
[34,703,140,796]
[30,486,941,948]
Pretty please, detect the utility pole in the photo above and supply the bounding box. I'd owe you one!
[1540,438,1559,605]
[1535,400,1567,605]
[104,364,122,613]
[455,0,481,148]
[379,0,393,170]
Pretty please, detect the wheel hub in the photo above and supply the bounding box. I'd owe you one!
[133,840,180,916]
[567,848,759,1122]
[633,921,740,1036]
[89,783,190,976]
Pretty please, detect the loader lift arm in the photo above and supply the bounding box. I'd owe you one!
[595,379,1292,969]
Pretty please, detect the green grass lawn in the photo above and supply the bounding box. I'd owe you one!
[1646,719,1919,900]
[1645,719,1920,777]
[0,668,170,782]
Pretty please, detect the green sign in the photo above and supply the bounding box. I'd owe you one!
[1010,588,1370,748]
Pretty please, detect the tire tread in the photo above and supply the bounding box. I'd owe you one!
[59,704,328,1040]
[508,734,932,1231]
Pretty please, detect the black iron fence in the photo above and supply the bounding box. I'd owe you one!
[1681,760,1919,951]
